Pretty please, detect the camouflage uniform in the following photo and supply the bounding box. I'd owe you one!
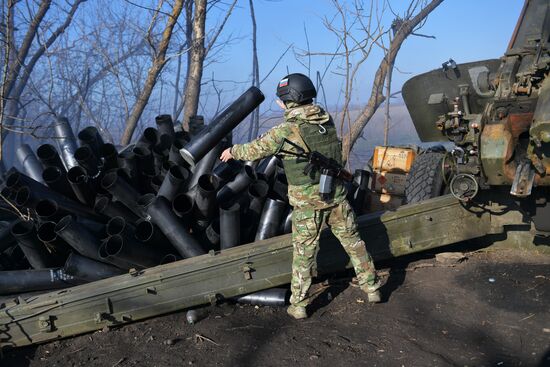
[231,103,378,307]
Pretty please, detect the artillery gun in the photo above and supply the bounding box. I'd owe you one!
[402,0,549,235]
[1,1,549,350]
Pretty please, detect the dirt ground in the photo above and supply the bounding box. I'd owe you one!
[1,247,549,367]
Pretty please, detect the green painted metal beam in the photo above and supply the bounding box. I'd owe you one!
[0,195,499,348]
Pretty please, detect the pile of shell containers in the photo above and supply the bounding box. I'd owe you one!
[366,146,417,212]
[0,86,370,296]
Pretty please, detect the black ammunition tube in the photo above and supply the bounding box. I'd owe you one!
[15,186,34,208]
[0,268,81,295]
[179,86,265,166]
[152,134,171,170]
[67,166,96,206]
[146,196,205,258]
[168,139,187,166]
[78,126,104,158]
[8,171,102,220]
[94,196,140,223]
[0,209,16,223]
[1,186,16,201]
[161,160,176,177]
[16,144,45,184]
[255,196,287,241]
[216,165,256,204]
[10,219,57,269]
[193,218,210,233]
[271,172,289,202]
[35,199,67,223]
[242,180,269,242]
[103,234,163,269]
[172,193,194,228]
[100,143,119,171]
[186,143,223,190]
[155,114,176,141]
[219,202,240,250]
[281,208,293,234]
[202,218,220,250]
[234,288,288,307]
[74,146,100,177]
[133,145,156,189]
[193,174,219,221]
[134,219,169,246]
[158,165,189,201]
[0,222,16,252]
[152,145,166,174]
[101,171,146,218]
[137,193,156,214]
[150,174,163,193]
[256,156,280,183]
[37,221,71,259]
[212,160,243,186]
[137,127,159,149]
[118,150,137,177]
[106,216,135,238]
[256,172,268,184]
[37,221,63,245]
[156,132,173,152]
[64,252,124,281]
[0,245,26,270]
[36,144,67,173]
[55,215,102,261]
[42,166,76,200]
[247,180,269,216]
[53,116,79,169]
[37,221,58,243]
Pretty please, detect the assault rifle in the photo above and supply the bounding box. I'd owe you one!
[278,139,353,202]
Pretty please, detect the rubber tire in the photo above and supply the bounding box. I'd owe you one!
[405,152,446,204]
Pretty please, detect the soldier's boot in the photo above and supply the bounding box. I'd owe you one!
[361,280,382,303]
[287,305,307,319]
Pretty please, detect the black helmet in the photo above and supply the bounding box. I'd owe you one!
[276,73,316,104]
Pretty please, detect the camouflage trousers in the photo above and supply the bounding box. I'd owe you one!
[290,200,377,307]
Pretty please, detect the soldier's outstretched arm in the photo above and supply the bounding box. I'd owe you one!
[222,123,293,162]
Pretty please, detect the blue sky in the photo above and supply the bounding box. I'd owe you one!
[206,0,524,109]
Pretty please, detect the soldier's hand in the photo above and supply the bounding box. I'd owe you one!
[220,147,234,162]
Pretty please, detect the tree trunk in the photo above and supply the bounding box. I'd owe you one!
[3,0,52,100]
[172,0,193,124]
[181,0,207,132]
[342,0,443,163]
[383,34,394,147]
[247,0,260,141]
[120,0,185,145]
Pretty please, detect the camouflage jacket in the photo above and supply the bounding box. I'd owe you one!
[231,103,346,209]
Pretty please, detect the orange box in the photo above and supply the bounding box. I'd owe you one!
[372,146,416,173]
[367,192,403,213]
[371,171,407,196]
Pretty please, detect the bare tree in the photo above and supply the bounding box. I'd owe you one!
[181,0,206,131]
[340,0,443,162]
[247,0,260,140]
[0,0,86,160]
[299,0,442,164]
[180,0,237,130]
[120,0,185,145]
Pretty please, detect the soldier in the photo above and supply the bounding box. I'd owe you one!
[220,73,381,319]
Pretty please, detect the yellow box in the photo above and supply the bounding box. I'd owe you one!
[372,146,416,173]
[371,171,407,196]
